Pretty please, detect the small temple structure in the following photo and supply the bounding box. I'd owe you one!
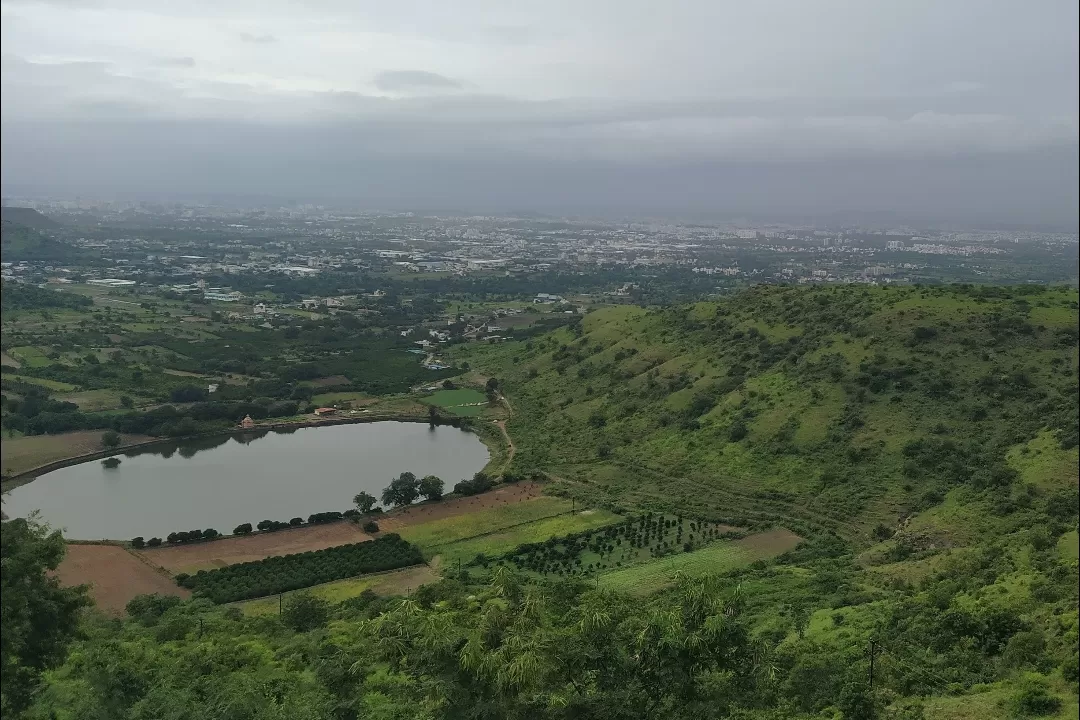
[240,415,255,429]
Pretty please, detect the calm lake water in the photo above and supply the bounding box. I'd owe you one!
[3,422,489,540]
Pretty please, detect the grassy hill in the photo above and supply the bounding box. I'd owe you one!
[466,285,1078,536]
[0,206,62,229]
[458,284,1079,712]
[1,221,82,262]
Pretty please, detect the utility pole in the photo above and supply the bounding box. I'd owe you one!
[868,637,876,689]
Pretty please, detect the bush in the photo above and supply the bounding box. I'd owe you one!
[454,472,494,496]
[362,520,380,533]
[131,536,145,549]
[281,592,331,632]
[307,511,343,525]
[289,517,304,527]
[101,430,121,448]
[147,537,162,547]
[125,593,182,624]
[233,523,253,535]
[1012,675,1062,715]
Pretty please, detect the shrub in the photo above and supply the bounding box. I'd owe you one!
[101,430,121,448]
[454,472,494,496]
[233,523,253,535]
[131,536,145,549]
[147,537,162,547]
[281,592,331,632]
[1012,674,1062,715]
[362,520,380,533]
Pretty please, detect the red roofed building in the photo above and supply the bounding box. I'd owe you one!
[314,407,337,416]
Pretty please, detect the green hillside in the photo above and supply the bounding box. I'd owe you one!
[0,207,62,230]
[1,222,82,262]
[468,285,1078,538]
[453,284,1079,713]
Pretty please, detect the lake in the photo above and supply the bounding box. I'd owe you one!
[2,422,490,540]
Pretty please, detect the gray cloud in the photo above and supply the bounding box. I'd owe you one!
[238,32,277,44]
[372,70,461,92]
[153,56,196,68]
[0,0,1076,226]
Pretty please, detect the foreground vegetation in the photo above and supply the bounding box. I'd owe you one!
[2,283,1077,718]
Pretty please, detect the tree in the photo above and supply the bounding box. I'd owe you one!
[119,395,134,409]
[419,475,444,501]
[381,472,419,508]
[281,592,332,633]
[353,491,377,514]
[147,537,162,547]
[233,523,253,535]
[0,518,90,716]
[363,520,380,533]
[428,404,440,425]
[101,430,121,448]
[131,536,145,549]
[485,377,499,393]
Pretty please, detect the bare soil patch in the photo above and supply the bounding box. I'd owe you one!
[139,521,375,574]
[0,351,20,368]
[1,430,156,478]
[56,544,189,615]
[735,527,803,555]
[378,481,546,532]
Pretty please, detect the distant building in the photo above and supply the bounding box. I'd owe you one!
[87,278,137,287]
[240,415,255,429]
[314,407,337,416]
[253,303,267,315]
[208,383,219,394]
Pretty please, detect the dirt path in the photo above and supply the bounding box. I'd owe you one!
[494,420,515,465]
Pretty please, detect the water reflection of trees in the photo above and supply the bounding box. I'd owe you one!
[132,429,279,460]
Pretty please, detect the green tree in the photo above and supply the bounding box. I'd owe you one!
[0,518,90,716]
[418,475,444,501]
[353,491,377,514]
[381,472,419,507]
[101,430,121,448]
[281,592,331,632]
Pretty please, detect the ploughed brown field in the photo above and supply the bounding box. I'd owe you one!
[377,481,546,531]
[55,544,189,615]
[138,521,376,575]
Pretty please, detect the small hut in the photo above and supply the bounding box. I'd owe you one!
[240,415,255,429]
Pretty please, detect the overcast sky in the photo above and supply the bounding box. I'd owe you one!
[2,0,1077,226]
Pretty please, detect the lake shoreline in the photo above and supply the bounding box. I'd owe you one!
[1,411,505,495]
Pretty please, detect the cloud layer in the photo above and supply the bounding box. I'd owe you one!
[1,0,1077,224]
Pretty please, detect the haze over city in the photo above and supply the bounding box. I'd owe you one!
[2,0,1078,227]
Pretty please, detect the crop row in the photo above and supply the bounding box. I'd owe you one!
[176,533,424,603]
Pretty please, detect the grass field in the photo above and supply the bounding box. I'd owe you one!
[237,565,440,615]
[1,430,154,477]
[433,509,624,566]
[312,391,377,407]
[396,495,576,550]
[56,388,133,412]
[597,529,803,595]
[0,373,78,391]
[424,388,487,406]
[9,346,53,367]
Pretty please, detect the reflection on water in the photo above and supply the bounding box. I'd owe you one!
[3,422,490,539]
